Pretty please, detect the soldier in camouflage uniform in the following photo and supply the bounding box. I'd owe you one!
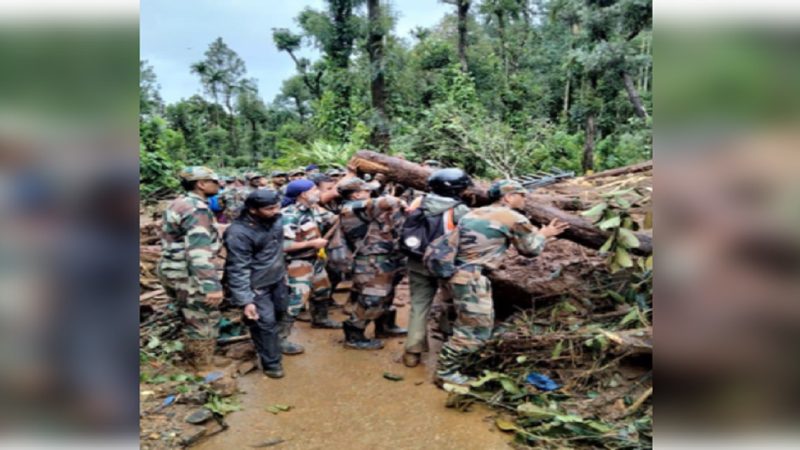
[435,180,569,386]
[271,170,289,194]
[288,167,306,182]
[337,178,408,350]
[157,166,225,367]
[220,176,247,222]
[281,179,341,351]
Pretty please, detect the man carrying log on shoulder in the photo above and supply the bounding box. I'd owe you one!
[432,180,570,386]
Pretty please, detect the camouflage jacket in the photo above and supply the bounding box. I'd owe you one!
[158,192,222,294]
[281,202,335,260]
[220,186,248,221]
[454,205,546,271]
[340,196,405,257]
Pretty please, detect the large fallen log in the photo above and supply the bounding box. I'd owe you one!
[584,160,652,179]
[349,150,652,256]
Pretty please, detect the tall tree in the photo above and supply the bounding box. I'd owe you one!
[443,0,471,73]
[272,28,324,99]
[367,0,390,151]
[191,37,248,155]
[139,60,163,117]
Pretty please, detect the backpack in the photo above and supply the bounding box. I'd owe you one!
[422,226,461,279]
[400,196,458,259]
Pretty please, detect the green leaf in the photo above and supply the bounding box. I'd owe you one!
[606,290,626,303]
[551,340,564,360]
[555,414,584,423]
[499,378,522,395]
[580,202,607,221]
[495,418,518,432]
[587,420,613,433]
[617,227,641,248]
[517,402,556,420]
[516,355,527,364]
[615,248,633,267]
[599,234,615,254]
[620,308,639,327]
[146,336,161,349]
[597,215,621,230]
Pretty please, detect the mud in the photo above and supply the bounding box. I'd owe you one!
[193,282,511,450]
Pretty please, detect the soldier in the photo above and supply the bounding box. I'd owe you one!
[157,166,224,368]
[337,178,408,350]
[305,164,320,175]
[402,168,473,368]
[223,189,288,379]
[220,176,248,222]
[288,168,306,182]
[271,170,289,194]
[434,180,569,386]
[325,166,345,181]
[281,179,342,342]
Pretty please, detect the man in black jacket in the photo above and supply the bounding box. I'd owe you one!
[223,189,290,378]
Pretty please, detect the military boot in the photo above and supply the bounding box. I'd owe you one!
[262,364,285,379]
[342,321,384,350]
[374,309,407,338]
[310,301,342,329]
[277,318,305,355]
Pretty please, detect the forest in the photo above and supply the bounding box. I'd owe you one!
[139,0,651,198]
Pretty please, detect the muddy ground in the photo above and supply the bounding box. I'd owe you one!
[141,281,512,450]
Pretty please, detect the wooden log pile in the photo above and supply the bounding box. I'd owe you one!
[348,150,653,308]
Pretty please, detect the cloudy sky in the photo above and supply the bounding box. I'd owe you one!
[140,0,451,104]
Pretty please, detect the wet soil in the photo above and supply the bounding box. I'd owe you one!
[193,282,511,450]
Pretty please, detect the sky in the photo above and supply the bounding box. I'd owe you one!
[140,0,451,104]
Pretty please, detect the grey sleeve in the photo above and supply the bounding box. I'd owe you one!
[223,227,255,306]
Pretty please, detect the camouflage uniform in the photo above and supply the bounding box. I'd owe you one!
[437,181,547,379]
[340,193,406,329]
[281,202,336,317]
[157,167,223,342]
[220,185,248,221]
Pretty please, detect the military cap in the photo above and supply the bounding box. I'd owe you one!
[245,171,265,181]
[424,160,443,168]
[336,177,380,195]
[289,167,306,176]
[271,170,287,177]
[488,179,527,199]
[179,166,219,182]
[325,167,344,177]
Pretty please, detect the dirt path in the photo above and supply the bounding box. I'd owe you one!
[195,282,510,450]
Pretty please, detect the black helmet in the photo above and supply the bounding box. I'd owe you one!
[427,168,472,198]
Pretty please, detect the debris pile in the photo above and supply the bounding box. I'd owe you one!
[444,268,652,449]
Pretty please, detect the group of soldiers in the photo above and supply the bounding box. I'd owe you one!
[157,160,568,384]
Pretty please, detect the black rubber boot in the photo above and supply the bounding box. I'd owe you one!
[263,363,285,379]
[277,318,305,355]
[310,301,342,329]
[343,321,384,350]
[374,309,407,338]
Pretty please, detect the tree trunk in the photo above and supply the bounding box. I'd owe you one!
[582,113,595,173]
[250,120,258,164]
[225,96,238,155]
[495,9,508,80]
[287,50,322,100]
[584,160,652,179]
[563,75,571,117]
[622,70,648,119]
[457,0,470,73]
[367,0,390,152]
[349,150,652,256]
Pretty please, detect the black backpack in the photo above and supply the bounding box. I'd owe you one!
[400,199,458,259]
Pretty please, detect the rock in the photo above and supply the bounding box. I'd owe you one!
[148,432,160,440]
[225,341,255,360]
[178,423,207,446]
[185,408,213,425]
[237,360,257,376]
[179,389,209,405]
[213,356,233,367]
[211,376,239,397]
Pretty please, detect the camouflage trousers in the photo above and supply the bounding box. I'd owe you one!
[438,267,493,374]
[160,281,221,341]
[347,254,402,329]
[286,258,332,317]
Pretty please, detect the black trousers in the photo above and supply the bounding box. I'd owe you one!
[245,281,289,368]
